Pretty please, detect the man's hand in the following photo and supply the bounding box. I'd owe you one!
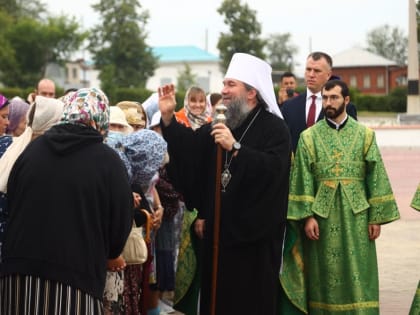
[158,84,177,126]
[368,224,381,240]
[304,217,319,240]
[210,123,236,151]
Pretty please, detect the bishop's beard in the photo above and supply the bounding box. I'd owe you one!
[224,96,251,130]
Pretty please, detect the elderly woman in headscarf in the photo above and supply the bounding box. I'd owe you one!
[108,128,167,315]
[6,97,30,137]
[164,87,213,315]
[116,101,148,132]
[0,96,64,258]
[0,94,11,153]
[0,87,133,315]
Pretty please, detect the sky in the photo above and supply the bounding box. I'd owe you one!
[45,0,408,76]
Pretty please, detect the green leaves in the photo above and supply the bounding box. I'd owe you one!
[366,24,407,66]
[0,8,87,87]
[216,0,266,73]
[89,0,157,89]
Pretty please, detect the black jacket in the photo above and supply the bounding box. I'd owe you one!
[0,124,133,299]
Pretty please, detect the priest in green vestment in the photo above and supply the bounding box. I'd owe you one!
[280,80,400,315]
[411,184,420,211]
[409,185,420,315]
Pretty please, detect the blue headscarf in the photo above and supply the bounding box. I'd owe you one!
[113,129,167,189]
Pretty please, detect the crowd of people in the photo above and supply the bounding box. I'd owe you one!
[0,50,417,315]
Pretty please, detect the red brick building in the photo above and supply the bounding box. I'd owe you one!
[332,47,408,95]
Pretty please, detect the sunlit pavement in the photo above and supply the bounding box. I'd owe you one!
[375,130,420,314]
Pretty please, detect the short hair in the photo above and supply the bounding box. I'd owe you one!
[323,80,349,98]
[307,51,333,68]
[280,71,296,81]
[209,93,222,106]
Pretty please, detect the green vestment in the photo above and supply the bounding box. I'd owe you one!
[409,186,420,315]
[281,118,400,315]
[411,184,420,211]
[409,281,420,315]
[174,208,201,315]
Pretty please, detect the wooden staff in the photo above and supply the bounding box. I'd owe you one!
[210,104,227,315]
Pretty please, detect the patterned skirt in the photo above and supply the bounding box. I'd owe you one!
[0,274,104,315]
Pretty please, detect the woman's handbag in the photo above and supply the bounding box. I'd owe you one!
[122,210,151,264]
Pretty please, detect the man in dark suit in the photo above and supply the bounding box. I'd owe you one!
[281,52,357,152]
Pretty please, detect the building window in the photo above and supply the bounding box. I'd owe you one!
[396,76,407,86]
[363,75,371,88]
[349,75,357,88]
[377,74,384,88]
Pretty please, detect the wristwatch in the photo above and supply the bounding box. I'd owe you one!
[232,141,241,152]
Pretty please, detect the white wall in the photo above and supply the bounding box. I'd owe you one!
[146,61,224,93]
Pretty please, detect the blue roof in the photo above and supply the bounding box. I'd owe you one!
[152,45,219,63]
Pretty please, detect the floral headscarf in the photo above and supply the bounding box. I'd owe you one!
[115,129,167,190]
[60,87,109,133]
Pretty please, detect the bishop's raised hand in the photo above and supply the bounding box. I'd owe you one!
[158,84,177,126]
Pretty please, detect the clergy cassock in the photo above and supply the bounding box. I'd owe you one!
[162,105,291,315]
[281,117,399,315]
[409,186,420,315]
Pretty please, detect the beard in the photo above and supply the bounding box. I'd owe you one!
[325,101,346,119]
[224,95,251,129]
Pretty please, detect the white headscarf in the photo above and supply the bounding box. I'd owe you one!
[141,92,159,128]
[0,96,64,192]
[225,53,283,119]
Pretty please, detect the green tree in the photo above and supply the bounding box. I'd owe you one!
[0,0,46,20]
[89,0,158,92]
[0,14,87,87]
[176,63,197,93]
[266,33,298,72]
[366,24,408,66]
[217,0,266,72]
[0,11,17,84]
